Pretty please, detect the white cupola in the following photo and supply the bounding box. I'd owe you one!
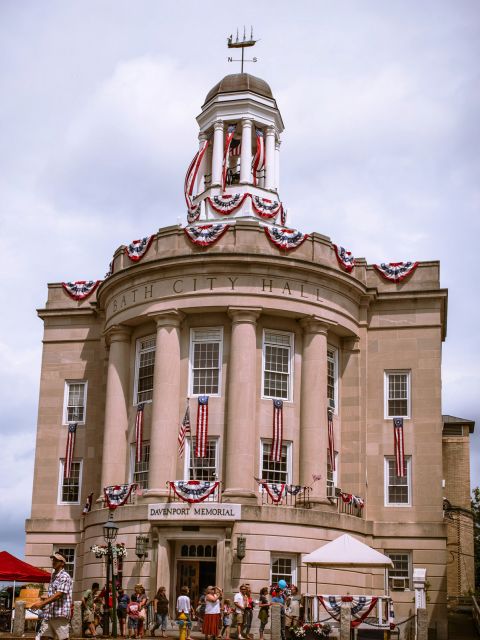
[184,72,286,225]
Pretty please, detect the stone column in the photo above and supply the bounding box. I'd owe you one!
[223,307,261,501]
[299,318,330,502]
[339,602,351,640]
[13,601,25,636]
[265,126,276,190]
[197,132,208,194]
[101,325,131,490]
[148,311,184,494]
[275,139,281,192]
[240,118,253,184]
[71,601,83,637]
[211,120,224,187]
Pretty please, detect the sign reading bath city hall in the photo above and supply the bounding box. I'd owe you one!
[108,273,340,317]
[148,502,242,521]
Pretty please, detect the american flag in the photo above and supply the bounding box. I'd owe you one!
[270,399,284,462]
[328,409,336,471]
[82,492,94,515]
[178,405,191,458]
[64,423,77,480]
[252,128,265,186]
[184,139,209,209]
[195,396,209,458]
[393,418,405,477]
[222,125,237,191]
[135,403,145,464]
[229,138,241,156]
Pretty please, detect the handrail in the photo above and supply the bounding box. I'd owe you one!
[472,594,480,634]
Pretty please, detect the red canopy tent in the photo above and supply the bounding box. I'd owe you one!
[0,551,50,582]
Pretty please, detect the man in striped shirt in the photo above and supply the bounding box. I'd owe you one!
[31,552,73,640]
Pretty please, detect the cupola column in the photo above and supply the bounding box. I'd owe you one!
[275,139,281,192]
[211,121,224,187]
[223,307,262,502]
[240,118,253,184]
[299,317,330,503]
[148,311,184,495]
[197,132,208,194]
[101,325,132,489]
[265,126,276,190]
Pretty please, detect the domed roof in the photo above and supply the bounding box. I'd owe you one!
[204,73,274,104]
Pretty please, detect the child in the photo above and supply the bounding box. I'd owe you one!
[117,589,130,638]
[127,594,140,639]
[176,586,193,640]
[221,598,233,639]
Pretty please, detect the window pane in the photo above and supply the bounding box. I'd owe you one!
[61,462,81,502]
[67,383,85,422]
[56,547,75,578]
[272,557,293,585]
[327,349,336,408]
[388,553,410,579]
[189,439,217,481]
[192,335,221,395]
[263,334,292,400]
[387,459,409,504]
[262,443,288,483]
[137,348,155,403]
[133,442,150,489]
[388,373,408,417]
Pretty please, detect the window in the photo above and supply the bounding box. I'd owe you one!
[386,551,411,590]
[53,547,76,578]
[58,461,82,504]
[63,381,87,424]
[190,328,223,396]
[131,441,150,490]
[185,438,219,481]
[260,440,292,484]
[271,555,297,585]
[385,371,410,418]
[262,330,294,400]
[326,451,338,498]
[384,457,412,506]
[135,336,156,404]
[327,348,338,411]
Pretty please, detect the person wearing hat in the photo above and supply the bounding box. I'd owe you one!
[31,552,73,640]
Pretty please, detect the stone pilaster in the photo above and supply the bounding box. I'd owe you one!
[148,311,184,495]
[299,317,330,502]
[101,325,132,490]
[223,307,261,501]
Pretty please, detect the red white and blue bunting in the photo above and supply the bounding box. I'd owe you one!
[185,139,210,217]
[261,482,286,504]
[333,244,355,273]
[280,207,287,227]
[168,480,220,504]
[125,236,153,262]
[184,224,231,247]
[135,404,145,464]
[339,492,365,509]
[285,484,304,496]
[104,484,136,510]
[327,409,336,472]
[393,418,405,478]
[64,423,77,481]
[195,395,209,458]
[62,280,101,301]
[264,226,309,251]
[252,128,265,186]
[251,195,283,220]
[318,596,378,628]
[271,399,284,462]
[207,193,248,215]
[374,261,418,282]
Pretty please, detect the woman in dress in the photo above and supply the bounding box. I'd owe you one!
[202,586,222,640]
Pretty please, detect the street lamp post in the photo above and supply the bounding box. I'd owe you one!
[103,512,119,638]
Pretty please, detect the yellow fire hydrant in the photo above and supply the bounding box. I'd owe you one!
[177,611,189,640]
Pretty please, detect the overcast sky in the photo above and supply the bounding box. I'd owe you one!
[0,1,479,559]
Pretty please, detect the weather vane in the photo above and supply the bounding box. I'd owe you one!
[227,27,258,73]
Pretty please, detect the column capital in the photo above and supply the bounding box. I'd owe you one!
[298,316,332,336]
[198,131,209,142]
[105,324,132,345]
[228,306,262,325]
[213,120,224,132]
[241,117,253,126]
[265,125,276,137]
[149,309,184,329]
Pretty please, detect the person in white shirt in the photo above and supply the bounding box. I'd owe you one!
[233,585,247,640]
[176,586,193,640]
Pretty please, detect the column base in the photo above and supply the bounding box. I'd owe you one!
[222,488,258,505]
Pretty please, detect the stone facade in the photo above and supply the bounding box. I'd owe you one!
[24,72,470,640]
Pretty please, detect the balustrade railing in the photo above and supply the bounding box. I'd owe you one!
[335,487,365,518]
[260,484,311,508]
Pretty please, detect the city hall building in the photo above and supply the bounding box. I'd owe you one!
[25,70,474,639]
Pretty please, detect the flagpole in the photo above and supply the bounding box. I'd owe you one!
[188,397,197,480]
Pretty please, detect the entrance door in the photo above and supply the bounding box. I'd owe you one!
[176,560,217,608]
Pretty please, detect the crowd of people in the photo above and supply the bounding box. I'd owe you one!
[78,580,301,640]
